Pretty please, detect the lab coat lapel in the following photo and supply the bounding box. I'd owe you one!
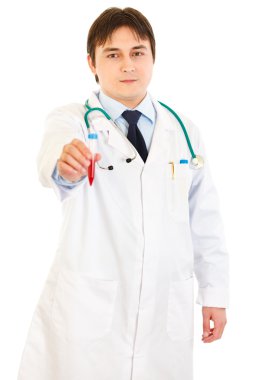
[146,97,177,163]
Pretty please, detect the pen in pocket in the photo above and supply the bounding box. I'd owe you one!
[169,161,175,180]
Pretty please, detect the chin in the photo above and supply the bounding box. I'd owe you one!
[119,89,143,99]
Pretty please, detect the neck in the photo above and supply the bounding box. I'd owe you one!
[101,89,147,109]
[117,98,144,108]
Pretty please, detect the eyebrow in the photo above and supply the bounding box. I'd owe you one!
[102,45,148,53]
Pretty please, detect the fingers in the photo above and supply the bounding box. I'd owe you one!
[71,139,92,159]
[57,138,101,182]
[202,325,224,343]
[71,140,101,162]
[202,320,227,343]
[202,307,227,343]
[57,160,86,183]
[94,153,101,161]
[63,140,91,166]
[60,149,89,171]
[202,311,211,341]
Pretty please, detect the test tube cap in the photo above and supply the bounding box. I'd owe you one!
[88,133,98,139]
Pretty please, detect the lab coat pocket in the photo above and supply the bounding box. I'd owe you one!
[166,275,194,341]
[166,163,192,223]
[51,268,118,343]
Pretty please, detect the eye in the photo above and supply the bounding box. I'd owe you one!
[133,51,144,57]
[107,53,118,58]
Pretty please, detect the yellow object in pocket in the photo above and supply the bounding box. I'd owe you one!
[169,161,175,180]
[166,162,192,223]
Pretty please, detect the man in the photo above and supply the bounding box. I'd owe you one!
[18,7,229,380]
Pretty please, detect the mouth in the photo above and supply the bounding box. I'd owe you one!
[120,79,138,84]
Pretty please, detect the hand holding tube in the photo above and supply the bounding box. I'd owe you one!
[57,138,101,183]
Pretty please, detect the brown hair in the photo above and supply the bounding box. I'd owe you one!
[87,7,156,82]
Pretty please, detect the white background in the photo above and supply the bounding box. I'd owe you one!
[0,0,252,378]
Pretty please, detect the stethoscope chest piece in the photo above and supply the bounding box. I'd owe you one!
[190,155,204,169]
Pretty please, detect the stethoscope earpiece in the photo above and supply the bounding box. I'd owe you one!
[108,165,114,170]
[126,158,132,163]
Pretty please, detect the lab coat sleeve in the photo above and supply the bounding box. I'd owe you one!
[188,123,229,308]
[37,105,88,201]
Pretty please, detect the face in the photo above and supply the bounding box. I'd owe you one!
[87,26,154,108]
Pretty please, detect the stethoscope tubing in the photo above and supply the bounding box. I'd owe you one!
[157,101,196,160]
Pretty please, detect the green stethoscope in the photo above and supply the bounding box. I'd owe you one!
[84,99,204,170]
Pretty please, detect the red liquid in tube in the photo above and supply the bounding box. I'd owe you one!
[88,159,95,186]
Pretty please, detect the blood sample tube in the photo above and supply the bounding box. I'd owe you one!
[87,133,98,186]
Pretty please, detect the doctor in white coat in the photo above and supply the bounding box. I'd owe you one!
[17,7,229,380]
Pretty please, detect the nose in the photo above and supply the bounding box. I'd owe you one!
[121,56,135,73]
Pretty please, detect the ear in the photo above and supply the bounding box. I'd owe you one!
[87,55,96,75]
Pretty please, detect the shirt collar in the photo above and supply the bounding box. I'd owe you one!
[98,89,156,124]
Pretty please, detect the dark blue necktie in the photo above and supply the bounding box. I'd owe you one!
[121,110,148,162]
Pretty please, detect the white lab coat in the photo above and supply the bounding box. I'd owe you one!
[17,92,229,380]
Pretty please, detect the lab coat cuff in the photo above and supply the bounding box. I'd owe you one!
[196,287,229,308]
[48,164,86,201]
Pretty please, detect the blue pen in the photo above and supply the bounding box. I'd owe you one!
[180,159,188,164]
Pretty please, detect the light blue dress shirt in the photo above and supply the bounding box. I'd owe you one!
[51,90,157,188]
